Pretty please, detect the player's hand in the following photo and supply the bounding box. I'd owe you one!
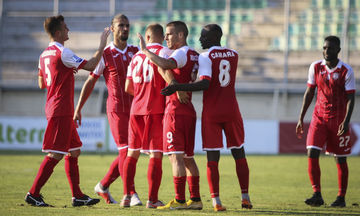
[99,27,111,49]
[296,120,304,139]
[161,84,177,96]
[137,33,146,51]
[337,121,349,136]
[177,91,189,104]
[73,110,82,128]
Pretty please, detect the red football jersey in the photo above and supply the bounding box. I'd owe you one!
[127,43,172,115]
[91,42,139,113]
[307,59,355,119]
[38,42,87,118]
[198,46,240,121]
[166,46,199,117]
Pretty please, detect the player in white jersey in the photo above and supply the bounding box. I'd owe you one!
[162,24,252,211]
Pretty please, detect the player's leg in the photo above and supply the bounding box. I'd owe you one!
[146,152,164,208]
[25,117,69,207]
[26,152,63,207]
[95,153,120,204]
[202,117,226,211]
[305,148,324,206]
[183,115,202,210]
[142,114,164,208]
[304,117,326,206]
[224,113,252,209]
[231,147,252,209]
[121,149,141,207]
[184,157,202,210]
[67,126,100,207]
[331,156,348,207]
[206,150,225,211]
[102,112,127,184]
[157,153,187,210]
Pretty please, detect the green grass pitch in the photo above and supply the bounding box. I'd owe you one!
[0,153,359,215]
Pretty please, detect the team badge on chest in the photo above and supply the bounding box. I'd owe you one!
[332,73,339,80]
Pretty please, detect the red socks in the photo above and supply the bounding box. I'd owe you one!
[100,155,120,188]
[147,157,162,202]
[187,176,200,199]
[118,148,128,179]
[174,176,186,201]
[29,156,59,197]
[337,162,348,197]
[64,155,84,198]
[207,161,219,198]
[235,158,249,194]
[123,156,138,195]
[308,157,321,192]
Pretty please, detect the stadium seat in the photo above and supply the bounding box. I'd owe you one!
[230,22,241,34]
[155,0,167,10]
[172,10,183,20]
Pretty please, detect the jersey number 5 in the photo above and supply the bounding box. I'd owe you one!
[219,59,230,87]
[44,58,52,86]
[132,56,154,83]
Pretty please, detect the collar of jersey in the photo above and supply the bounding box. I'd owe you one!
[110,42,128,54]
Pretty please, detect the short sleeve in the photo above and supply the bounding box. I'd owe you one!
[126,60,133,79]
[307,62,316,88]
[169,48,187,68]
[345,66,356,93]
[198,52,212,80]
[91,56,105,78]
[38,58,41,70]
[159,47,173,58]
[61,48,86,69]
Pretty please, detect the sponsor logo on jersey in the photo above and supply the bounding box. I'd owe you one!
[332,73,339,80]
[123,55,127,61]
[72,55,83,63]
[167,144,173,150]
[128,52,134,58]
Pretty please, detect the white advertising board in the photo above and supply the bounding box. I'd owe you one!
[0,116,106,151]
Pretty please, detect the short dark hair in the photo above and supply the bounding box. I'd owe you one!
[166,21,188,38]
[111,13,129,26]
[205,24,222,40]
[146,23,164,38]
[324,35,340,47]
[43,15,64,37]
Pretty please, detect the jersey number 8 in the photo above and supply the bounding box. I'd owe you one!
[219,59,230,87]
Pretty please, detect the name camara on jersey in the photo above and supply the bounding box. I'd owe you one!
[210,51,236,59]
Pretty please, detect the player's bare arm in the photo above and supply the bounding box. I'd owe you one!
[337,93,355,136]
[137,33,177,70]
[82,27,111,71]
[296,86,315,139]
[38,75,46,89]
[161,79,210,96]
[74,76,98,127]
[124,79,134,96]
